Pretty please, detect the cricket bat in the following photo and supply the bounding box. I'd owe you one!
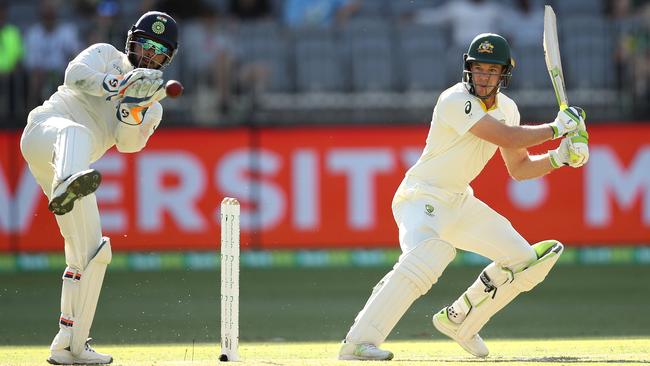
[543,5,568,111]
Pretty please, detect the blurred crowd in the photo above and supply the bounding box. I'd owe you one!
[1,0,649,128]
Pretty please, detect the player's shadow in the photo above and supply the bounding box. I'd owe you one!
[400,357,650,363]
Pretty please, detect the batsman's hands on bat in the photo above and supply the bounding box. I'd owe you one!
[103,68,163,101]
[549,129,589,168]
[549,106,586,139]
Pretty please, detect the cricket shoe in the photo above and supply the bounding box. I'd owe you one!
[338,341,394,361]
[432,307,489,358]
[47,338,113,365]
[48,169,102,215]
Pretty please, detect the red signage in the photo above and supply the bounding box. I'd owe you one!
[2,124,648,251]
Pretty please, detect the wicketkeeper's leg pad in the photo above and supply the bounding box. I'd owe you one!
[456,240,563,339]
[58,237,112,356]
[345,239,455,345]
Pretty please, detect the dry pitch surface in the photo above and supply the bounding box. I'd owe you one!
[1,338,648,366]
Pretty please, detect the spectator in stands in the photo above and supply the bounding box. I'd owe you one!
[0,0,22,76]
[0,0,24,125]
[283,0,361,28]
[139,0,206,20]
[84,0,123,47]
[501,0,544,48]
[610,0,650,115]
[24,1,81,109]
[229,0,272,22]
[411,0,508,49]
[183,4,268,120]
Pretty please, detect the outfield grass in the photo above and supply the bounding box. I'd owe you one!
[1,338,649,365]
[1,264,649,358]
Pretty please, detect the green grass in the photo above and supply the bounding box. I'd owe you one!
[1,338,649,365]
[0,264,649,364]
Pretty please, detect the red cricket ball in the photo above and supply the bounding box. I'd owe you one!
[165,80,184,98]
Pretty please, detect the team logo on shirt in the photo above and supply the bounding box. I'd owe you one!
[425,204,435,216]
[477,41,494,54]
[464,101,472,114]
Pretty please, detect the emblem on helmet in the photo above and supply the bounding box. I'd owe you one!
[477,41,494,54]
[152,21,165,34]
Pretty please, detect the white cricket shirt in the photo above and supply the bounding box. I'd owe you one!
[404,82,520,193]
[27,43,163,160]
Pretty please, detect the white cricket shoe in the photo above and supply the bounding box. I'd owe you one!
[338,341,394,361]
[47,338,113,365]
[48,169,102,215]
[432,307,489,358]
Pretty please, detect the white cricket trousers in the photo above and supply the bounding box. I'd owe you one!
[392,179,536,270]
[20,107,103,270]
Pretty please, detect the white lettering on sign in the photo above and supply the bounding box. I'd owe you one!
[138,152,207,231]
[0,167,40,231]
[217,148,285,230]
[327,149,394,229]
[586,146,650,226]
[293,149,318,230]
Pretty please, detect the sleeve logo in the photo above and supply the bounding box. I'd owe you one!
[425,204,435,216]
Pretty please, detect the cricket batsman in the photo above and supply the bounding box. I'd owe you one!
[20,11,179,365]
[339,33,589,360]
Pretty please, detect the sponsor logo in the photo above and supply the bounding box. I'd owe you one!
[465,101,472,114]
[425,204,435,216]
[477,41,494,54]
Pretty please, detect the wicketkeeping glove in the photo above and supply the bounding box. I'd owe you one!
[102,68,163,101]
[123,78,164,100]
[549,106,586,139]
[549,129,589,168]
[116,84,167,125]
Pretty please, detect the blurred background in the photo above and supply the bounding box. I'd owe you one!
[1,0,649,350]
[1,0,649,127]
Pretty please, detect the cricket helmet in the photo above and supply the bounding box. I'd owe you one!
[125,11,178,69]
[462,33,515,98]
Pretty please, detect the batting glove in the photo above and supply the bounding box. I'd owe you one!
[549,106,586,139]
[549,129,589,168]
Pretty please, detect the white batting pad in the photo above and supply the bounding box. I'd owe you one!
[69,237,112,356]
[345,239,455,345]
[457,240,563,339]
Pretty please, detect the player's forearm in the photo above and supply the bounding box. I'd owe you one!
[509,153,555,181]
[507,124,555,149]
[64,61,112,97]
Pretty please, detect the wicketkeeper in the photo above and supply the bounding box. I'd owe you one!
[20,11,179,365]
[339,33,589,361]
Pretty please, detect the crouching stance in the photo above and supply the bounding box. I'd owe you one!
[20,11,179,365]
[338,33,588,361]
